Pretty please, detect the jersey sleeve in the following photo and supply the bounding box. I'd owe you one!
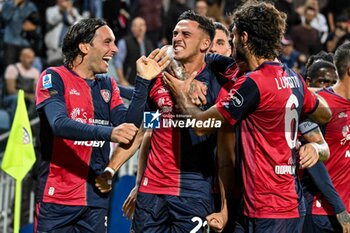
[215,76,260,126]
[110,78,125,110]
[215,80,234,104]
[299,119,320,136]
[301,77,319,115]
[110,75,152,127]
[205,53,241,82]
[36,68,65,109]
[306,162,346,214]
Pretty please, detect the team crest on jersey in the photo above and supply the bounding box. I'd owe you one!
[100,89,111,103]
[227,88,244,107]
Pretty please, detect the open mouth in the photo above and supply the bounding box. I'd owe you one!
[102,57,112,65]
[173,45,185,52]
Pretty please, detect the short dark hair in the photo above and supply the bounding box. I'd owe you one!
[177,10,215,41]
[232,1,287,59]
[334,42,350,80]
[214,22,230,38]
[62,18,107,68]
[305,50,334,70]
[307,61,336,82]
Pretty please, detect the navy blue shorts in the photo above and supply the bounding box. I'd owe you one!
[303,214,342,233]
[234,215,305,233]
[131,192,213,233]
[34,202,107,233]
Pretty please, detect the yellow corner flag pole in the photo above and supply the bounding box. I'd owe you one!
[1,90,36,233]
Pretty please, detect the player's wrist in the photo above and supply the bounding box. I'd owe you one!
[309,142,320,155]
[104,166,116,177]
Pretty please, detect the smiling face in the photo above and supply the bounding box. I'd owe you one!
[83,25,117,74]
[172,20,210,63]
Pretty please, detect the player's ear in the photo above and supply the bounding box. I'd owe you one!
[201,38,211,52]
[79,43,89,54]
[241,31,248,46]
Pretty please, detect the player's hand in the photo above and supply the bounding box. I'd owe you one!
[111,123,138,144]
[163,70,197,101]
[95,170,113,193]
[189,79,208,106]
[136,46,171,80]
[206,212,227,232]
[336,210,350,233]
[299,143,319,169]
[122,186,138,220]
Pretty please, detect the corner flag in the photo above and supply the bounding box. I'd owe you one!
[1,90,36,233]
[1,90,36,180]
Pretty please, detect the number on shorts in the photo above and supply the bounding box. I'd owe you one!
[190,216,208,233]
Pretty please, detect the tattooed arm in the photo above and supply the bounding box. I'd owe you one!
[337,210,350,233]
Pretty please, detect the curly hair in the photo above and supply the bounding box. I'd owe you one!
[334,42,350,80]
[232,1,286,59]
[62,18,107,68]
[177,10,215,41]
[305,51,334,70]
[306,61,336,82]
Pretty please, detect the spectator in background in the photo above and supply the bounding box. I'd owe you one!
[1,0,40,67]
[323,0,350,33]
[326,15,350,53]
[209,22,231,57]
[45,0,83,66]
[300,0,329,44]
[275,0,301,35]
[115,17,154,87]
[161,0,190,46]
[3,47,39,121]
[291,6,322,58]
[102,0,130,42]
[279,36,307,73]
[206,0,224,22]
[195,0,209,17]
[130,0,163,47]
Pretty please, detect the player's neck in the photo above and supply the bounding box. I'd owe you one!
[182,57,205,76]
[332,77,350,99]
[248,55,276,71]
[71,59,95,80]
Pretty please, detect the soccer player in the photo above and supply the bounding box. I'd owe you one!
[209,22,232,57]
[305,42,350,232]
[34,18,170,232]
[98,10,236,232]
[164,2,331,232]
